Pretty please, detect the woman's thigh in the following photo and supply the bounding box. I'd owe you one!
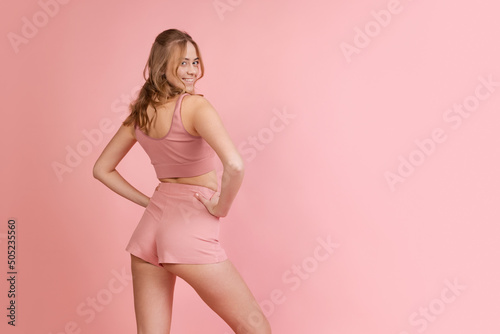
[131,254,176,333]
[162,260,271,333]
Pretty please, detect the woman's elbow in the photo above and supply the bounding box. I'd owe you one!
[92,163,108,180]
[225,158,245,175]
[92,165,102,180]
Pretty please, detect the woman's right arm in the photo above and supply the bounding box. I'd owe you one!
[190,96,245,218]
[93,124,151,208]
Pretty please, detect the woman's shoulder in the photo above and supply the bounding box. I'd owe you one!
[122,121,138,140]
[182,93,214,109]
[182,93,221,126]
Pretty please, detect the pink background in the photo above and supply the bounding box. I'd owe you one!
[2,0,499,333]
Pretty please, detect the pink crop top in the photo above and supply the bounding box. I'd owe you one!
[134,93,216,179]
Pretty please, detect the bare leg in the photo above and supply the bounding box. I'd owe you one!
[131,254,177,334]
[162,260,271,334]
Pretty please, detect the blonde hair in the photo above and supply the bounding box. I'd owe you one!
[122,29,205,132]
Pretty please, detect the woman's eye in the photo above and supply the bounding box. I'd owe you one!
[193,61,199,65]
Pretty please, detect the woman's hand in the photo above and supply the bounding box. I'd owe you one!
[194,192,226,218]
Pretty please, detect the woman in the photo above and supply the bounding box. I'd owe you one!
[93,29,271,334]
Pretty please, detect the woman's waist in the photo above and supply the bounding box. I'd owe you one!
[158,170,218,192]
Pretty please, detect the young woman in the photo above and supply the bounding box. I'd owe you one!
[93,29,271,334]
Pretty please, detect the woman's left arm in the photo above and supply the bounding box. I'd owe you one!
[93,124,150,208]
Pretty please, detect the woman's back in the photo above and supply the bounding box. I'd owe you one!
[138,93,197,138]
[134,93,217,190]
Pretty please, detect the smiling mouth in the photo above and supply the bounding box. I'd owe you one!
[182,78,195,84]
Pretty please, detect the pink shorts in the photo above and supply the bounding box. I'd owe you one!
[125,182,227,267]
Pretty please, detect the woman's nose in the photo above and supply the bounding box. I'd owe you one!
[187,64,197,74]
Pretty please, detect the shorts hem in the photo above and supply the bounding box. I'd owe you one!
[126,246,228,267]
[158,254,228,265]
[126,246,162,268]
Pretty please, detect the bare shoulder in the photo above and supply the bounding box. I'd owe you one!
[183,93,214,110]
[182,94,222,126]
[111,122,137,145]
[122,121,137,140]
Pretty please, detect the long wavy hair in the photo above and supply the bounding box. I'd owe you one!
[122,29,205,133]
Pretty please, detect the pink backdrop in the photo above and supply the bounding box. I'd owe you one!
[2,0,499,333]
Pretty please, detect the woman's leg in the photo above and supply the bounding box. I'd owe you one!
[162,260,271,334]
[131,254,177,334]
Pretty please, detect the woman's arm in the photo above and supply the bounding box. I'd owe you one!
[93,124,150,208]
[189,96,245,217]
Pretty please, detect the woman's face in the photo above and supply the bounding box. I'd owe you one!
[167,41,200,93]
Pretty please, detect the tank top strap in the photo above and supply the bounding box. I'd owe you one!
[171,93,190,128]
